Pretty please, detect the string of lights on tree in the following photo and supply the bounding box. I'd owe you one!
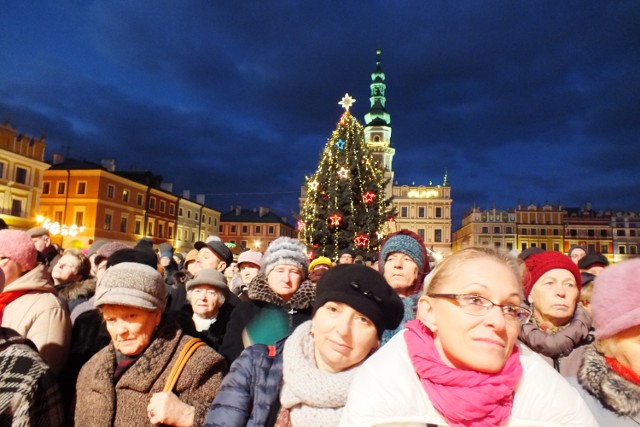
[298,94,395,260]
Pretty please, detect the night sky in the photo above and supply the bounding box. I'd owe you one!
[1,1,638,228]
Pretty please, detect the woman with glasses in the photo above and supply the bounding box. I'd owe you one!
[340,247,597,426]
[519,251,593,377]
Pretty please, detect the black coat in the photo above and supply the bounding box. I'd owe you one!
[172,301,236,352]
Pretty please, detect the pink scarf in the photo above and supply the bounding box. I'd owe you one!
[404,319,522,427]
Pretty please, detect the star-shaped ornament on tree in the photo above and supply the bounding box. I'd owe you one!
[335,139,346,150]
[329,213,343,226]
[362,191,376,204]
[308,180,319,191]
[355,233,369,248]
[337,166,349,179]
[338,93,356,111]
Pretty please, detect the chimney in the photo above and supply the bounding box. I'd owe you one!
[182,190,190,200]
[52,153,64,165]
[196,194,205,205]
[235,206,242,216]
[259,207,270,217]
[160,182,173,192]
[101,159,116,172]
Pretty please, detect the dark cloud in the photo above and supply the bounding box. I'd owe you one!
[1,1,638,227]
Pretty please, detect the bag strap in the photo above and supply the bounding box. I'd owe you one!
[163,338,206,393]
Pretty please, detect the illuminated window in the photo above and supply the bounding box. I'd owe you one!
[75,212,84,226]
[123,190,130,203]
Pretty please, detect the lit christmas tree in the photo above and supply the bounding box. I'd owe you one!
[299,94,395,260]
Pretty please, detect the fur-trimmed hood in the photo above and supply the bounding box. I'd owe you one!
[247,273,315,310]
[56,276,97,302]
[578,345,640,418]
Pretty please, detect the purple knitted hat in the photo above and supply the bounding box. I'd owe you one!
[591,258,640,340]
[0,229,37,271]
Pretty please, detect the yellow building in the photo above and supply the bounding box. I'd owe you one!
[0,121,49,229]
[452,207,517,252]
[516,203,564,252]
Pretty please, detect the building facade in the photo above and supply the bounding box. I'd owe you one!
[452,207,517,252]
[41,158,220,250]
[516,203,565,253]
[219,206,296,253]
[0,121,49,229]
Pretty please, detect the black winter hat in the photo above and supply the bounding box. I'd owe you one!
[578,253,609,270]
[339,247,357,258]
[314,264,404,338]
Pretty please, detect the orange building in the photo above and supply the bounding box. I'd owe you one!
[40,159,149,248]
[219,206,296,253]
[515,203,565,252]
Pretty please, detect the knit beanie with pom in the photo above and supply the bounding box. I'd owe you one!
[262,237,309,277]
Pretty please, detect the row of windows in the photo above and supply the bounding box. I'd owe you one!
[0,162,30,185]
[417,228,443,243]
[520,228,561,236]
[223,224,276,235]
[519,242,562,252]
[103,213,174,239]
[400,206,444,218]
[176,207,217,225]
[567,229,611,237]
[482,226,515,234]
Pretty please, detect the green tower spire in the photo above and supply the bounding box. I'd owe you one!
[364,49,391,126]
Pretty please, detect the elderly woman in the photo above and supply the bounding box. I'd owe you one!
[340,247,597,426]
[570,258,640,425]
[219,237,315,363]
[204,264,403,426]
[173,268,236,352]
[378,230,431,344]
[518,251,592,376]
[75,262,227,427]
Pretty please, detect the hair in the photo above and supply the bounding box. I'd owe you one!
[424,247,525,296]
[186,286,226,307]
[579,281,594,306]
[61,248,91,279]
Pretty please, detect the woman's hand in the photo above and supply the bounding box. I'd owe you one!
[147,392,195,427]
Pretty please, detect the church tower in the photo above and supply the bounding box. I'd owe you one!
[364,50,395,198]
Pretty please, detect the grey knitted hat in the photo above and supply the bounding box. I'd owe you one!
[94,262,166,312]
[262,237,309,277]
[186,268,229,293]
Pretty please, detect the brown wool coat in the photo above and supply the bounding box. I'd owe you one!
[75,317,227,427]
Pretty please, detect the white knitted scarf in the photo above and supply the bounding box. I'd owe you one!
[192,313,216,332]
[280,321,355,427]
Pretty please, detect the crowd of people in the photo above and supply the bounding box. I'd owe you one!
[0,220,638,426]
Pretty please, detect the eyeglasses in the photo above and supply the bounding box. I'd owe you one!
[427,293,532,325]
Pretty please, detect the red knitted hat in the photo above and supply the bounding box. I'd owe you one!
[523,251,581,298]
[0,229,38,272]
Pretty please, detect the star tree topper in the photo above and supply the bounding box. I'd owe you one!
[338,93,356,111]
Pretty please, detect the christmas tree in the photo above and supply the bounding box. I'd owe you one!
[299,94,395,260]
